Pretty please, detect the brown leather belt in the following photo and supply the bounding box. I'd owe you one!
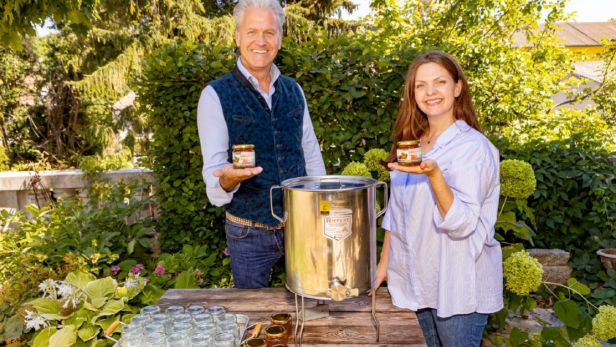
[225,212,283,230]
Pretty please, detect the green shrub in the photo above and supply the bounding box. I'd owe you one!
[132,41,233,261]
[0,142,8,171]
[496,134,616,305]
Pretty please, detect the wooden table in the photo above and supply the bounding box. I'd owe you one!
[157,288,426,346]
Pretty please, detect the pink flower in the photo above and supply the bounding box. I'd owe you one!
[111,266,120,275]
[145,278,150,283]
[130,264,143,275]
[194,269,203,278]
[223,247,230,256]
[155,265,165,276]
[198,279,204,285]
[167,274,172,279]
[174,271,180,277]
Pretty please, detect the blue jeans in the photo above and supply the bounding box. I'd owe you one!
[225,218,285,288]
[416,308,487,347]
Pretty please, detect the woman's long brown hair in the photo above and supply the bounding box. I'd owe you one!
[382,51,482,166]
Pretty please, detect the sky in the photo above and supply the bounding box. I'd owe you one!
[36,0,616,37]
[340,0,616,22]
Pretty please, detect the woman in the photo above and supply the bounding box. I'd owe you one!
[374,51,503,346]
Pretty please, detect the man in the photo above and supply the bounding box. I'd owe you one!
[197,0,326,289]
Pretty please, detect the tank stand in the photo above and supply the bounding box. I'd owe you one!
[372,288,380,342]
[294,294,331,347]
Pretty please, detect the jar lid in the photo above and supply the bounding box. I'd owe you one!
[233,144,254,149]
[398,140,420,146]
[281,175,378,191]
[271,313,292,324]
[265,325,286,338]
[245,338,267,347]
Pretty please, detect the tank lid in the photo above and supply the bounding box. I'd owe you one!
[281,175,378,191]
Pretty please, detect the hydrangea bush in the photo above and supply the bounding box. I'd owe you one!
[574,335,603,347]
[340,161,372,178]
[503,250,544,296]
[500,159,537,199]
[592,305,616,341]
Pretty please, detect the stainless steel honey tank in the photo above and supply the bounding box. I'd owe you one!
[270,176,387,301]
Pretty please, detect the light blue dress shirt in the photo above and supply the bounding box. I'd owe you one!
[197,58,326,207]
[382,120,504,318]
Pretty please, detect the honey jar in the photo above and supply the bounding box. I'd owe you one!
[397,140,422,166]
[232,144,256,169]
[244,338,267,347]
[264,325,287,346]
[270,313,293,340]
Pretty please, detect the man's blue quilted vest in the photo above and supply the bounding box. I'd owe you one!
[209,65,307,227]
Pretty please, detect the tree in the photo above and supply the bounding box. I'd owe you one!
[0,0,98,50]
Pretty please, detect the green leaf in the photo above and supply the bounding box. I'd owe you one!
[4,315,24,339]
[33,327,57,347]
[65,270,97,290]
[62,309,90,330]
[138,237,151,247]
[553,300,580,328]
[510,327,529,346]
[83,278,118,304]
[50,325,78,347]
[566,278,591,295]
[77,323,99,342]
[127,239,137,254]
[29,298,61,315]
[541,327,561,341]
[174,271,199,289]
[92,300,125,324]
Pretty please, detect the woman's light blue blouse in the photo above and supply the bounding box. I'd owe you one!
[382,120,504,318]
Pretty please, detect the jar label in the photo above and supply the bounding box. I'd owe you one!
[323,209,353,241]
[232,151,255,168]
[397,147,422,163]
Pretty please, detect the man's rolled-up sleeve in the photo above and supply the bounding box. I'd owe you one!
[197,86,239,207]
[433,163,495,238]
[298,84,326,176]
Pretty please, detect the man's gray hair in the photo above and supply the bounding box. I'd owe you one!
[233,0,285,36]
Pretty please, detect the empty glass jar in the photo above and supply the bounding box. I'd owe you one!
[173,321,194,336]
[174,313,193,324]
[144,322,165,335]
[152,313,173,335]
[206,306,225,318]
[195,321,218,337]
[186,305,206,316]
[190,333,214,347]
[193,313,215,326]
[145,331,167,347]
[131,314,152,328]
[141,305,162,316]
[166,305,186,316]
[214,333,235,347]
[168,333,191,347]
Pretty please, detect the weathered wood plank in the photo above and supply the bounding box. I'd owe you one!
[157,288,406,313]
[240,312,418,327]
[290,326,426,345]
[156,287,426,346]
[292,345,423,347]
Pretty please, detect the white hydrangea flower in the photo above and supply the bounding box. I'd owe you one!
[24,310,48,331]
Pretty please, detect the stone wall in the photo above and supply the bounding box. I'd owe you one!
[0,169,158,220]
